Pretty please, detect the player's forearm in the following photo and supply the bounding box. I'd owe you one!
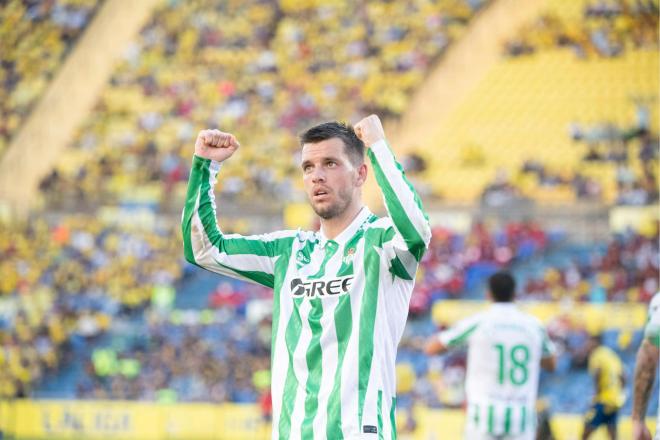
[367,140,431,260]
[182,155,222,265]
[632,341,658,420]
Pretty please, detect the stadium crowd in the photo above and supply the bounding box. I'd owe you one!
[38,0,489,207]
[521,229,659,302]
[411,220,554,313]
[0,0,101,155]
[504,0,659,58]
[479,122,658,207]
[0,216,183,398]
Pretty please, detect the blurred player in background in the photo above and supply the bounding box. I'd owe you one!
[581,334,626,440]
[425,271,557,440]
[631,292,660,440]
[181,114,431,439]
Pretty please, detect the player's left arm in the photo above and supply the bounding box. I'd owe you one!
[631,339,659,437]
[425,315,481,355]
[354,115,431,271]
[540,325,557,372]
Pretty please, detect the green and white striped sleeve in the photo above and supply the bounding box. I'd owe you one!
[438,315,482,349]
[644,292,660,347]
[182,155,296,288]
[368,139,431,269]
[540,326,556,357]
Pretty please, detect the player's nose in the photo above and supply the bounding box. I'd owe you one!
[311,168,326,183]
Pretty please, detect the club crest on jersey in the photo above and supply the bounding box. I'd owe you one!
[290,276,353,298]
[342,247,355,265]
[296,250,311,266]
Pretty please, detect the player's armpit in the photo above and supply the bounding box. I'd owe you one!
[541,355,557,372]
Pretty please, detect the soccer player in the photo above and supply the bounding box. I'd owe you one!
[581,334,626,440]
[182,114,431,439]
[631,291,660,440]
[425,271,557,440]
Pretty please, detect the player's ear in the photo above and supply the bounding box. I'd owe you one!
[355,162,367,187]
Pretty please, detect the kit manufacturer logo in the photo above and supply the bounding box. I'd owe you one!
[290,276,354,298]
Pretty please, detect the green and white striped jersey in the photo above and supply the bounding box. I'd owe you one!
[438,303,555,439]
[643,291,660,440]
[182,140,431,439]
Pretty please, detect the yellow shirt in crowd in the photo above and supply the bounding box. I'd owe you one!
[588,346,625,409]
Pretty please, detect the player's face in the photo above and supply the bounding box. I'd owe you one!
[301,138,364,220]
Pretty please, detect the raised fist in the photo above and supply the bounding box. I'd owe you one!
[194,129,240,163]
[354,114,386,148]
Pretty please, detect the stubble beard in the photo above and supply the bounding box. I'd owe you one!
[312,187,353,220]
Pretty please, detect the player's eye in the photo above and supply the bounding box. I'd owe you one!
[326,161,336,168]
[303,164,313,173]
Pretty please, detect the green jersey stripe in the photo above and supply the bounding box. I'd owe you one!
[368,148,426,262]
[377,390,384,440]
[325,295,352,440]
[211,257,274,287]
[271,250,293,387]
[358,229,383,427]
[182,158,205,264]
[301,299,324,439]
[446,323,479,348]
[504,406,512,435]
[487,404,495,434]
[390,397,397,440]
[521,405,527,433]
[278,298,304,439]
[310,241,338,279]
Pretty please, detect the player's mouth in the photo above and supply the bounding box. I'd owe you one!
[312,187,331,201]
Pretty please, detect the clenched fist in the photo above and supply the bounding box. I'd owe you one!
[194,129,240,163]
[354,114,386,148]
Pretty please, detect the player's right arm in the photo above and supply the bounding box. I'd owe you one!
[631,293,660,440]
[425,315,481,355]
[182,129,295,288]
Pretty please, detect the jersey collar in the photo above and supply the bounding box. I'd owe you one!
[491,302,517,309]
[318,206,372,248]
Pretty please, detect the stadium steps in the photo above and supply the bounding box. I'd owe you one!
[0,0,161,217]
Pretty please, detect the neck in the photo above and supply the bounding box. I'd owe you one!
[320,201,364,240]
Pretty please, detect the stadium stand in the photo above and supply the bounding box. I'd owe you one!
[0,0,101,156]
[419,0,658,205]
[38,0,490,207]
[0,216,183,398]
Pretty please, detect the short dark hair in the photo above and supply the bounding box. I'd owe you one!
[299,121,365,166]
[489,271,516,302]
